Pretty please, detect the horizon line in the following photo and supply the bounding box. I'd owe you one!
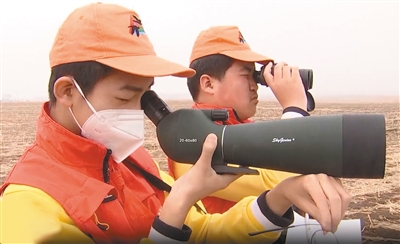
[1,94,399,103]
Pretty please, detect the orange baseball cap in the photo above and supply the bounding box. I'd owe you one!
[190,26,273,65]
[49,3,195,78]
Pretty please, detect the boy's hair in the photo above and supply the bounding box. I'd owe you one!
[48,61,112,105]
[187,54,234,101]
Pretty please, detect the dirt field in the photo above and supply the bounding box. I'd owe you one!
[1,100,399,243]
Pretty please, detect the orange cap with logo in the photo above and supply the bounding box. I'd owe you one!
[190,26,273,65]
[49,2,195,78]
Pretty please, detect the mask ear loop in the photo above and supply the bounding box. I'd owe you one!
[69,106,84,131]
[72,78,105,122]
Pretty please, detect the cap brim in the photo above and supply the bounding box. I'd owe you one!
[96,55,195,78]
[221,49,273,65]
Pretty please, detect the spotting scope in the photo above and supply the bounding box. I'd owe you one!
[141,90,386,179]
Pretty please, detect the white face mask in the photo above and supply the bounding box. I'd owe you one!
[69,79,144,163]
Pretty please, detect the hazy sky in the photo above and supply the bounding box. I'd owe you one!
[1,0,399,101]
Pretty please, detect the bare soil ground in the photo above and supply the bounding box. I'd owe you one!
[1,100,399,243]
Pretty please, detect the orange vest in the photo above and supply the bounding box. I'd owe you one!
[1,102,165,243]
[168,102,253,214]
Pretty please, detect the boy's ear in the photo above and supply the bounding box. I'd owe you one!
[199,74,216,95]
[53,76,76,107]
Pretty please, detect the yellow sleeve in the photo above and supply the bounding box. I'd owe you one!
[0,184,94,244]
[170,161,299,202]
[159,171,282,243]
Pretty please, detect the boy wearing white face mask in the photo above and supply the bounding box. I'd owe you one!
[0,2,351,244]
[69,78,145,163]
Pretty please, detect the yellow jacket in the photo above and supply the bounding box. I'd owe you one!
[1,170,291,243]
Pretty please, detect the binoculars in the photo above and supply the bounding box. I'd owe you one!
[253,63,315,112]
